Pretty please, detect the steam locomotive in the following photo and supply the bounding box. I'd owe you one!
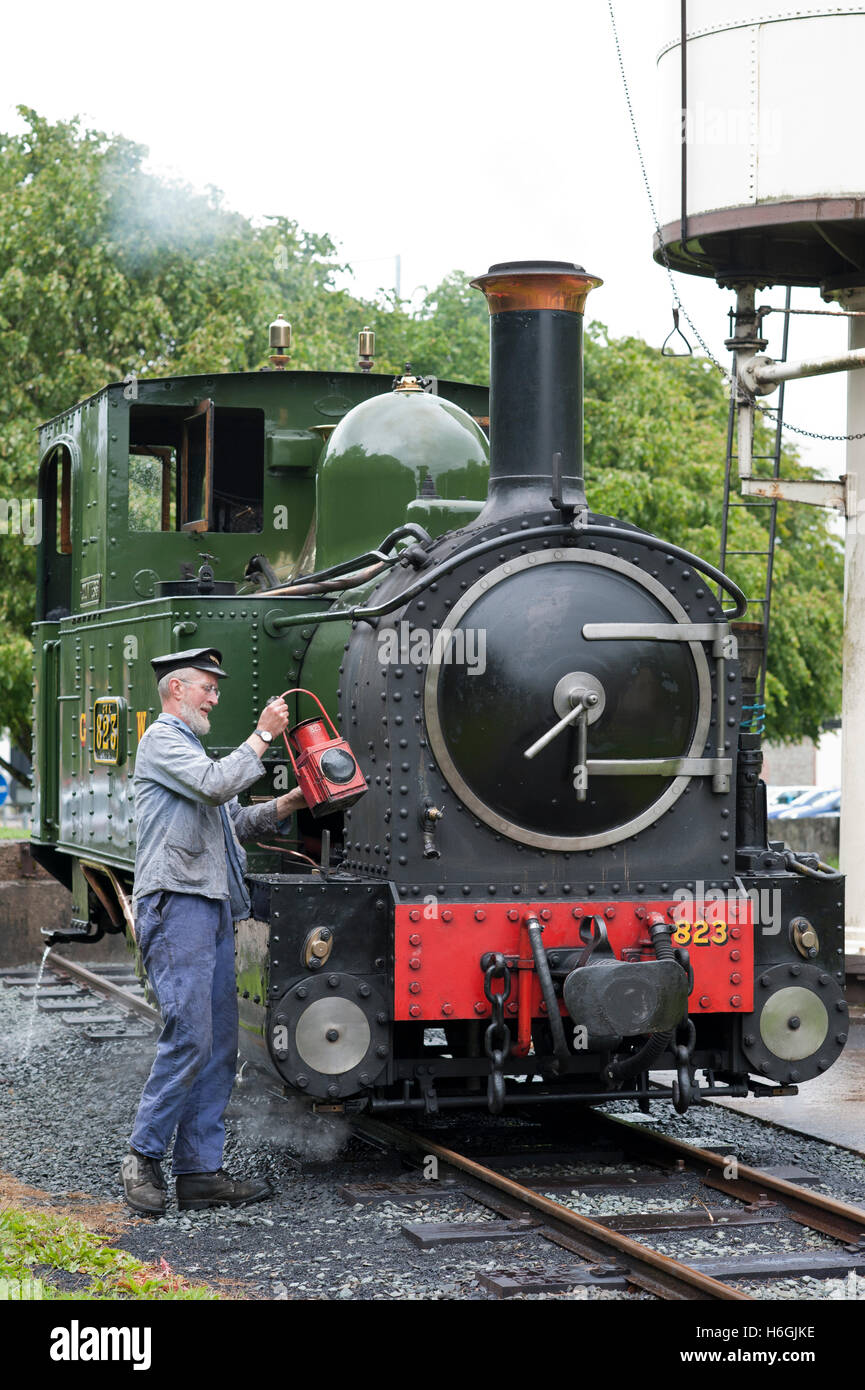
[29,260,847,1116]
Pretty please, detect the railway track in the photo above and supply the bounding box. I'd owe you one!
[6,956,865,1299]
[349,1113,865,1300]
[1,952,159,1039]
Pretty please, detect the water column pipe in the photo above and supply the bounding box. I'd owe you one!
[727,284,764,483]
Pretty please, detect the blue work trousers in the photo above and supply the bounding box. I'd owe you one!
[129,891,238,1174]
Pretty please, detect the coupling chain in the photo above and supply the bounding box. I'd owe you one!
[481,952,512,1115]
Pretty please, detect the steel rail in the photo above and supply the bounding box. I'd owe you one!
[355,1116,750,1301]
[597,1113,865,1241]
[48,952,161,1027]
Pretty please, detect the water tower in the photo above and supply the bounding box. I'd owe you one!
[653,1,865,954]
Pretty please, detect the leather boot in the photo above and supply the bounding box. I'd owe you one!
[121,1148,167,1216]
[175,1169,273,1210]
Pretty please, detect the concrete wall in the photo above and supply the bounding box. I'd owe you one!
[0,841,130,969]
[763,739,816,786]
[768,815,839,861]
[762,734,842,788]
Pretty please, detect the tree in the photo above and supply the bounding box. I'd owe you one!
[0,110,843,751]
[0,109,379,745]
[373,272,490,383]
[582,326,843,743]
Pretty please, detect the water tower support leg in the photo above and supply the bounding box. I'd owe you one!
[838,286,865,953]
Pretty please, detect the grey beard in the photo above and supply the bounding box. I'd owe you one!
[178,699,211,738]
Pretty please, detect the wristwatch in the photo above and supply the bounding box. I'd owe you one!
[253,728,274,744]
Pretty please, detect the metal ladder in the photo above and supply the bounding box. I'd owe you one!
[718,286,792,734]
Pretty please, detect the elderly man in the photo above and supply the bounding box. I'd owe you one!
[121,647,305,1216]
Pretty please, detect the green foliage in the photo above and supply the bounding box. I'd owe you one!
[0,108,843,750]
[0,629,33,751]
[0,108,380,749]
[372,272,491,383]
[0,1205,217,1300]
[583,326,843,741]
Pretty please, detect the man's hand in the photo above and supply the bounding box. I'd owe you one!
[256,697,290,737]
[275,787,307,818]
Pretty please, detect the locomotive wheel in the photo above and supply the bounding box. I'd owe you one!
[741,963,848,1084]
[268,972,389,1101]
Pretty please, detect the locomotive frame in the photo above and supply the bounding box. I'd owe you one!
[28,261,848,1119]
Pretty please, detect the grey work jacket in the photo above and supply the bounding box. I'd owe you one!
[132,713,280,909]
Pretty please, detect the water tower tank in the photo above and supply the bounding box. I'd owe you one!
[655,2,865,289]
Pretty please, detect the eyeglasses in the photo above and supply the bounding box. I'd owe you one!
[179,679,220,697]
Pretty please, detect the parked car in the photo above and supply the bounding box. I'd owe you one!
[775,787,841,819]
[765,785,812,817]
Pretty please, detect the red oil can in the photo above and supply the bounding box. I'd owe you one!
[282,688,368,819]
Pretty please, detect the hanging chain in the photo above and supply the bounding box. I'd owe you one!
[607,0,865,444]
[482,952,512,1115]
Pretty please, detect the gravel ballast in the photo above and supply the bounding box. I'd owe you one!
[2,976,865,1301]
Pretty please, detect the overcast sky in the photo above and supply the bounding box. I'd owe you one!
[1,0,853,475]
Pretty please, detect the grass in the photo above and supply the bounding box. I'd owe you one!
[0,1205,218,1301]
[0,826,29,840]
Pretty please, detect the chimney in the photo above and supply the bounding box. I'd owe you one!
[470,260,602,521]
